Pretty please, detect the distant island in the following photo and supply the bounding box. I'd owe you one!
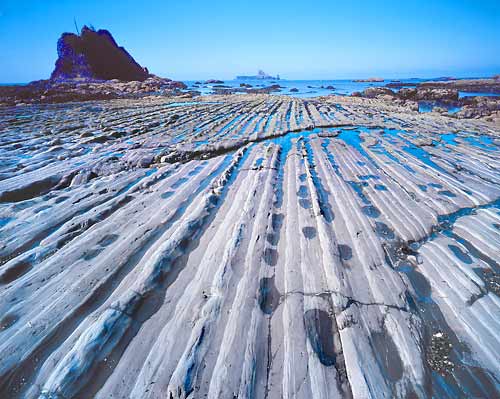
[353,77,384,82]
[236,70,280,80]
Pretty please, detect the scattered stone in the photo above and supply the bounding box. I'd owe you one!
[428,331,454,376]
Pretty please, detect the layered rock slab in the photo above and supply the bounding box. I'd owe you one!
[0,95,499,398]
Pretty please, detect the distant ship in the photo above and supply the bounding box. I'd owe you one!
[236,70,280,80]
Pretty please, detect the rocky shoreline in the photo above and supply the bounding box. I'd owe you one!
[352,81,500,121]
[2,25,498,122]
[0,25,189,106]
[387,76,500,94]
[0,76,190,106]
[0,93,499,398]
[0,75,190,106]
[3,78,500,123]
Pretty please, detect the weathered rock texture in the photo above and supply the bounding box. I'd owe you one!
[0,77,189,106]
[354,85,500,120]
[0,27,189,106]
[51,26,149,82]
[386,77,500,94]
[0,94,499,398]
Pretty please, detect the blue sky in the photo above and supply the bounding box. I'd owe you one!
[0,0,499,82]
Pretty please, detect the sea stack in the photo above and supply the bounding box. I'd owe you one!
[50,25,149,82]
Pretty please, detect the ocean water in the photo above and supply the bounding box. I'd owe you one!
[2,80,498,100]
[459,91,500,98]
[184,78,425,98]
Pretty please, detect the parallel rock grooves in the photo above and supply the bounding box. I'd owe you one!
[0,94,499,398]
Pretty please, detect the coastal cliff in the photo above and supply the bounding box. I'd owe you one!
[0,27,189,105]
[51,26,149,82]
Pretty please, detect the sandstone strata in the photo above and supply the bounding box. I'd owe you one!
[0,94,499,398]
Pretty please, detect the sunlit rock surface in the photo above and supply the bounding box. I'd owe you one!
[0,94,499,398]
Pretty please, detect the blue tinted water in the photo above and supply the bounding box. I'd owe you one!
[4,80,498,99]
[337,129,371,159]
[459,91,500,98]
[440,133,458,145]
[185,78,425,98]
[185,79,500,99]
[402,144,449,174]
[463,135,496,150]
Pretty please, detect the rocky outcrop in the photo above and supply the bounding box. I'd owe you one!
[397,88,459,101]
[353,77,384,82]
[0,26,189,105]
[418,88,458,101]
[456,96,500,119]
[361,87,394,98]
[350,84,500,120]
[359,86,458,102]
[51,26,149,82]
[0,76,188,106]
[1,95,499,399]
[387,76,500,94]
[386,82,418,88]
[211,84,282,95]
[419,78,500,94]
[236,70,280,80]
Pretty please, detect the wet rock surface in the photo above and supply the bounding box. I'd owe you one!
[0,94,499,398]
[419,77,500,94]
[0,75,188,106]
[387,76,500,94]
[428,332,454,376]
[354,78,500,120]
